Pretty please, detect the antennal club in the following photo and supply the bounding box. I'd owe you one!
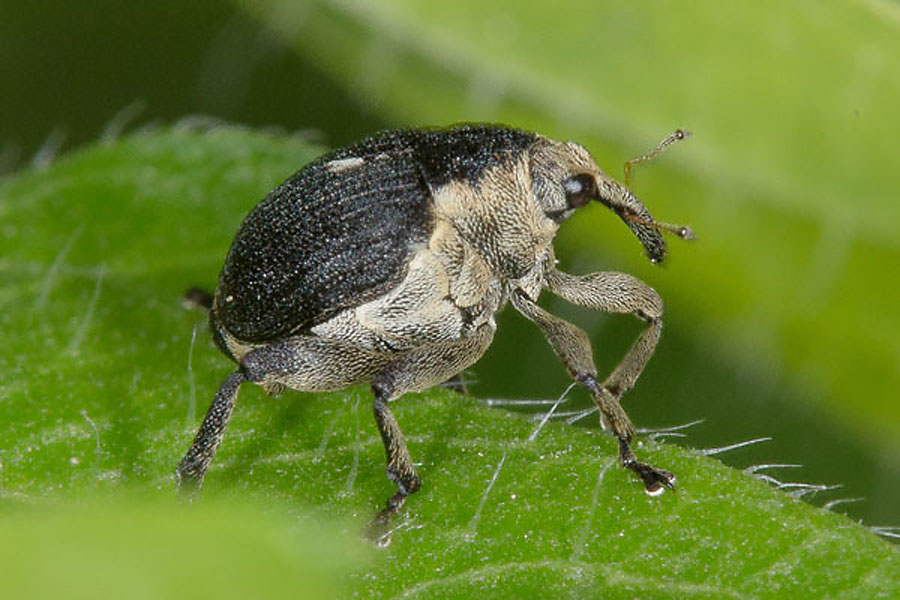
[622,213,696,240]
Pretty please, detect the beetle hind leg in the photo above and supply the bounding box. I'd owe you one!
[176,370,246,497]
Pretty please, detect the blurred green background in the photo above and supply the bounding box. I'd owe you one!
[3,0,898,534]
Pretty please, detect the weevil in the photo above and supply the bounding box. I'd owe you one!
[176,124,694,531]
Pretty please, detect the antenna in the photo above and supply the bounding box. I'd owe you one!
[624,128,691,188]
[621,128,695,242]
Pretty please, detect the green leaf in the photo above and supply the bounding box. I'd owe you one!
[1,129,897,598]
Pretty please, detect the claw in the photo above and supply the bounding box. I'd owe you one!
[633,463,676,496]
[366,490,408,546]
[617,437,676,495]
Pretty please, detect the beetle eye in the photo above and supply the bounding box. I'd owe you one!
[563,173,597,209]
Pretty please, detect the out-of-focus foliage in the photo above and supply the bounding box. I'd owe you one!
[2,500,367,600]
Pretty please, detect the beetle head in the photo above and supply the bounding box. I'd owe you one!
[531,138,693,264]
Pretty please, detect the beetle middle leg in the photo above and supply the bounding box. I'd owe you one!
[368,323,495,537]
[512,271,674,494]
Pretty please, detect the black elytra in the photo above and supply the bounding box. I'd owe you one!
[216,125,537,343]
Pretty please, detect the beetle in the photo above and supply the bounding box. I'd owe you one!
[176,123,693,530]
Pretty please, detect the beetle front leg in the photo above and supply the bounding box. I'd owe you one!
[545,269,665,414]
[545,270,674,493]
[511,288,674,495]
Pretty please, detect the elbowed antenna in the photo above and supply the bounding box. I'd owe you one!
[598,128,697,262]
[624,128,691,188]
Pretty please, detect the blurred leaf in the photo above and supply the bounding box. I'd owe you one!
[237,0,900,523]
[2,501,366,600]
[0,0,387,174]
[1,129,898,597]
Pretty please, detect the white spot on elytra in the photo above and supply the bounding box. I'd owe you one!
[326,157,365,172]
